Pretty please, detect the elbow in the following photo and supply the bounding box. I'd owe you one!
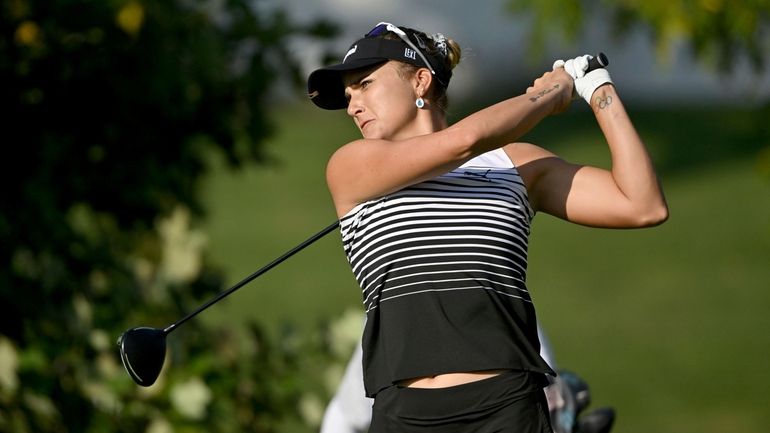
[635,202,669,227]
[444,126,483,161]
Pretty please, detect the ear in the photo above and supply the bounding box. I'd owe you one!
[413,67,433,97]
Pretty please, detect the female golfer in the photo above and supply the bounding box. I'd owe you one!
[307,22,667,432]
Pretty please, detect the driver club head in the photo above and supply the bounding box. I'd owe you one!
[117,327,167,387]
[114,223,340,387]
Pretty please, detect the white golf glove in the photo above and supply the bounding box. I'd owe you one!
[553,55,612,105]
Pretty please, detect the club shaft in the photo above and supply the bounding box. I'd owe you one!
[163,220,340,334]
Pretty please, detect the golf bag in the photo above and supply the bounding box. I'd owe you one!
[545,370,616,433]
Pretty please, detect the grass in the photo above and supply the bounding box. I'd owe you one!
[200,101,770,433]
[530,159,770,433]
[199,104,361,333]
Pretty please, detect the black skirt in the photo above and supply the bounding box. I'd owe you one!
[369,371,552,433]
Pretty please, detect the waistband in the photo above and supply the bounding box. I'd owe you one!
[374,370,548,420]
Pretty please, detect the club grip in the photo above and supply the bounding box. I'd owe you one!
[587,53,609,72]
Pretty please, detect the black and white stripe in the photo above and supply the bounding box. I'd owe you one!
[340,153,534,313]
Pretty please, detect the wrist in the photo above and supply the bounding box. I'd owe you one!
[589,83,616,110]
[527,82,572,116]
[577,69,613,104]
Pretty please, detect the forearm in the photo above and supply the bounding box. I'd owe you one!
[592,85,668,223]
[448,77,568,157]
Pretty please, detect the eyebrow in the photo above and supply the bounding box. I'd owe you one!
[343,70,372,88]
[343,70,373,99]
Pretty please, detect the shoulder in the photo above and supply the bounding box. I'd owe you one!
[502,142,564,184]
[326,138,393,216]
[502,142,557,166]
[327,138,386,173]
[329,138,385,159]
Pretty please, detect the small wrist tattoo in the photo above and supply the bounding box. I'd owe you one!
[595,94,613,109]
[529,84,560,103]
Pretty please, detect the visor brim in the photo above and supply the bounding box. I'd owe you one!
[308,58,388,110]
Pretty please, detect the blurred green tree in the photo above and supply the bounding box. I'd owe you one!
[507,0,770,212]
[0,0,337,432]
[507,0,770,72]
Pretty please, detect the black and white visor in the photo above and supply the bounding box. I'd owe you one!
[308,28,451,110]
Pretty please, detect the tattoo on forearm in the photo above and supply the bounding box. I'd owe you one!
[529,84,560,103]
[595,94,613,109]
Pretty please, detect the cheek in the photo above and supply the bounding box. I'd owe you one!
[377,98,414,130]
[368,73,418,131]
[384,81,417,110]
[371,87,409,118]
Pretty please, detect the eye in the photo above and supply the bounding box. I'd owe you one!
[360,79,372,89]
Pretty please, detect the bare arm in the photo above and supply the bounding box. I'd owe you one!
[524,84,668,228]
[327,69,573,216]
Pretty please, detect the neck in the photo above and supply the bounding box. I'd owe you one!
[391,108,448,141]
[428,108,449,131]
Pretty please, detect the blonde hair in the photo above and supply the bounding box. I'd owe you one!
[379,27,462,112]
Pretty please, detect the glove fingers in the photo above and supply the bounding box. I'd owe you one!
[563,59,576,79]
[551,54,613,105]
[575,55,590,74]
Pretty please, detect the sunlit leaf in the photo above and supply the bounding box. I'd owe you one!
[116,1,145,36]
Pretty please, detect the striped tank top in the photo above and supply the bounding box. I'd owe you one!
[339,148,554,397]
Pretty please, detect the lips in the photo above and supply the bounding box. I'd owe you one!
[359,119,373,130]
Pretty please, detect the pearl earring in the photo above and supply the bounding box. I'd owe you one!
[415,97,425,108]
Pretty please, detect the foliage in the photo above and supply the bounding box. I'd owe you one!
[507,0,770,72]
[0,0,339,431]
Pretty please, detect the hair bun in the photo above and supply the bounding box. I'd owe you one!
[444,38,461,70]
[429,33,461,70]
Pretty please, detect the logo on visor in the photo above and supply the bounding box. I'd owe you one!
[343,45,358,63]
[404,48,417,60]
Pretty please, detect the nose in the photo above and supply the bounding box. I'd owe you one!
[346,92,363,118]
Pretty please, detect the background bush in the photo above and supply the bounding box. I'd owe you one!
[0,1,339,431]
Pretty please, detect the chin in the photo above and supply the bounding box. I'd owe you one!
[360,122,387,139]
[363,130,384,140]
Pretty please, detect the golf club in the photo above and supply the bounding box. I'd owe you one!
[117,220,340,386]
[587,52,609,71]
